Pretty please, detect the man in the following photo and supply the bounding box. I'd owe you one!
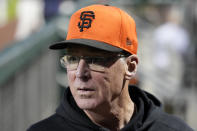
[28,4,193,131]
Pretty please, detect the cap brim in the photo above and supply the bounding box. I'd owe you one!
[49,39,122,52]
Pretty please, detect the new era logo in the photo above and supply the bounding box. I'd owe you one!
[78,11,95,32]
[126,38,132,45]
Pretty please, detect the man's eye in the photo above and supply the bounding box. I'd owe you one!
[67,56,78,63]
[92,58,102,62]
[92,58,104,64]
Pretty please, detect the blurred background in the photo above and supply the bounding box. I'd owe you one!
[0,0,197,130]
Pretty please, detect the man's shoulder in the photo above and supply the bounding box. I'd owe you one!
[148,108,193,131]
[27,114,68,131]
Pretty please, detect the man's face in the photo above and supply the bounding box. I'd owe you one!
[66,46,127,110]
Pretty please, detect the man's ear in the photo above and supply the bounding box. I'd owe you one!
[125,55,138,80]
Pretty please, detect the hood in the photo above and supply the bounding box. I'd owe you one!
[56,85,162,131]
[122,86,162,130]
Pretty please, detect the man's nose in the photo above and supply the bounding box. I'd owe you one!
[75,59,91,80]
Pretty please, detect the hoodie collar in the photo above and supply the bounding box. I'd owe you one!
[122,85,162,130]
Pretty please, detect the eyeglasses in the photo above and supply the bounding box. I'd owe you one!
[60,54,126,72]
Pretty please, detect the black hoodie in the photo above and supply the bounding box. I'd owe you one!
[27,86,193,131]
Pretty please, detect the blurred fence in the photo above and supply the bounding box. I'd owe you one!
[0,19,64,131]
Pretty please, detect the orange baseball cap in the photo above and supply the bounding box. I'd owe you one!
[50,4,138,55]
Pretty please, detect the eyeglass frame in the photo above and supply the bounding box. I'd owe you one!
[60,54,128,72]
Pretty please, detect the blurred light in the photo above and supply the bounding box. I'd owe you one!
[15,1,44,40]
[59,1,76,15]
[0,0,8,27]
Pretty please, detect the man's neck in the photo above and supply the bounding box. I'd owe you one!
[84,86,134,131]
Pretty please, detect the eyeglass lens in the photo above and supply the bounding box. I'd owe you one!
[61,56,106,72]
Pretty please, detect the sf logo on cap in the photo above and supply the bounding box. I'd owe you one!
[78,11,95,32]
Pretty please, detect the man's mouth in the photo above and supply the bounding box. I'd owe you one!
[77,88,95,91]
[77,87,95,95]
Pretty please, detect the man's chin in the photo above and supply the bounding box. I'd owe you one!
[75,98,99,110]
